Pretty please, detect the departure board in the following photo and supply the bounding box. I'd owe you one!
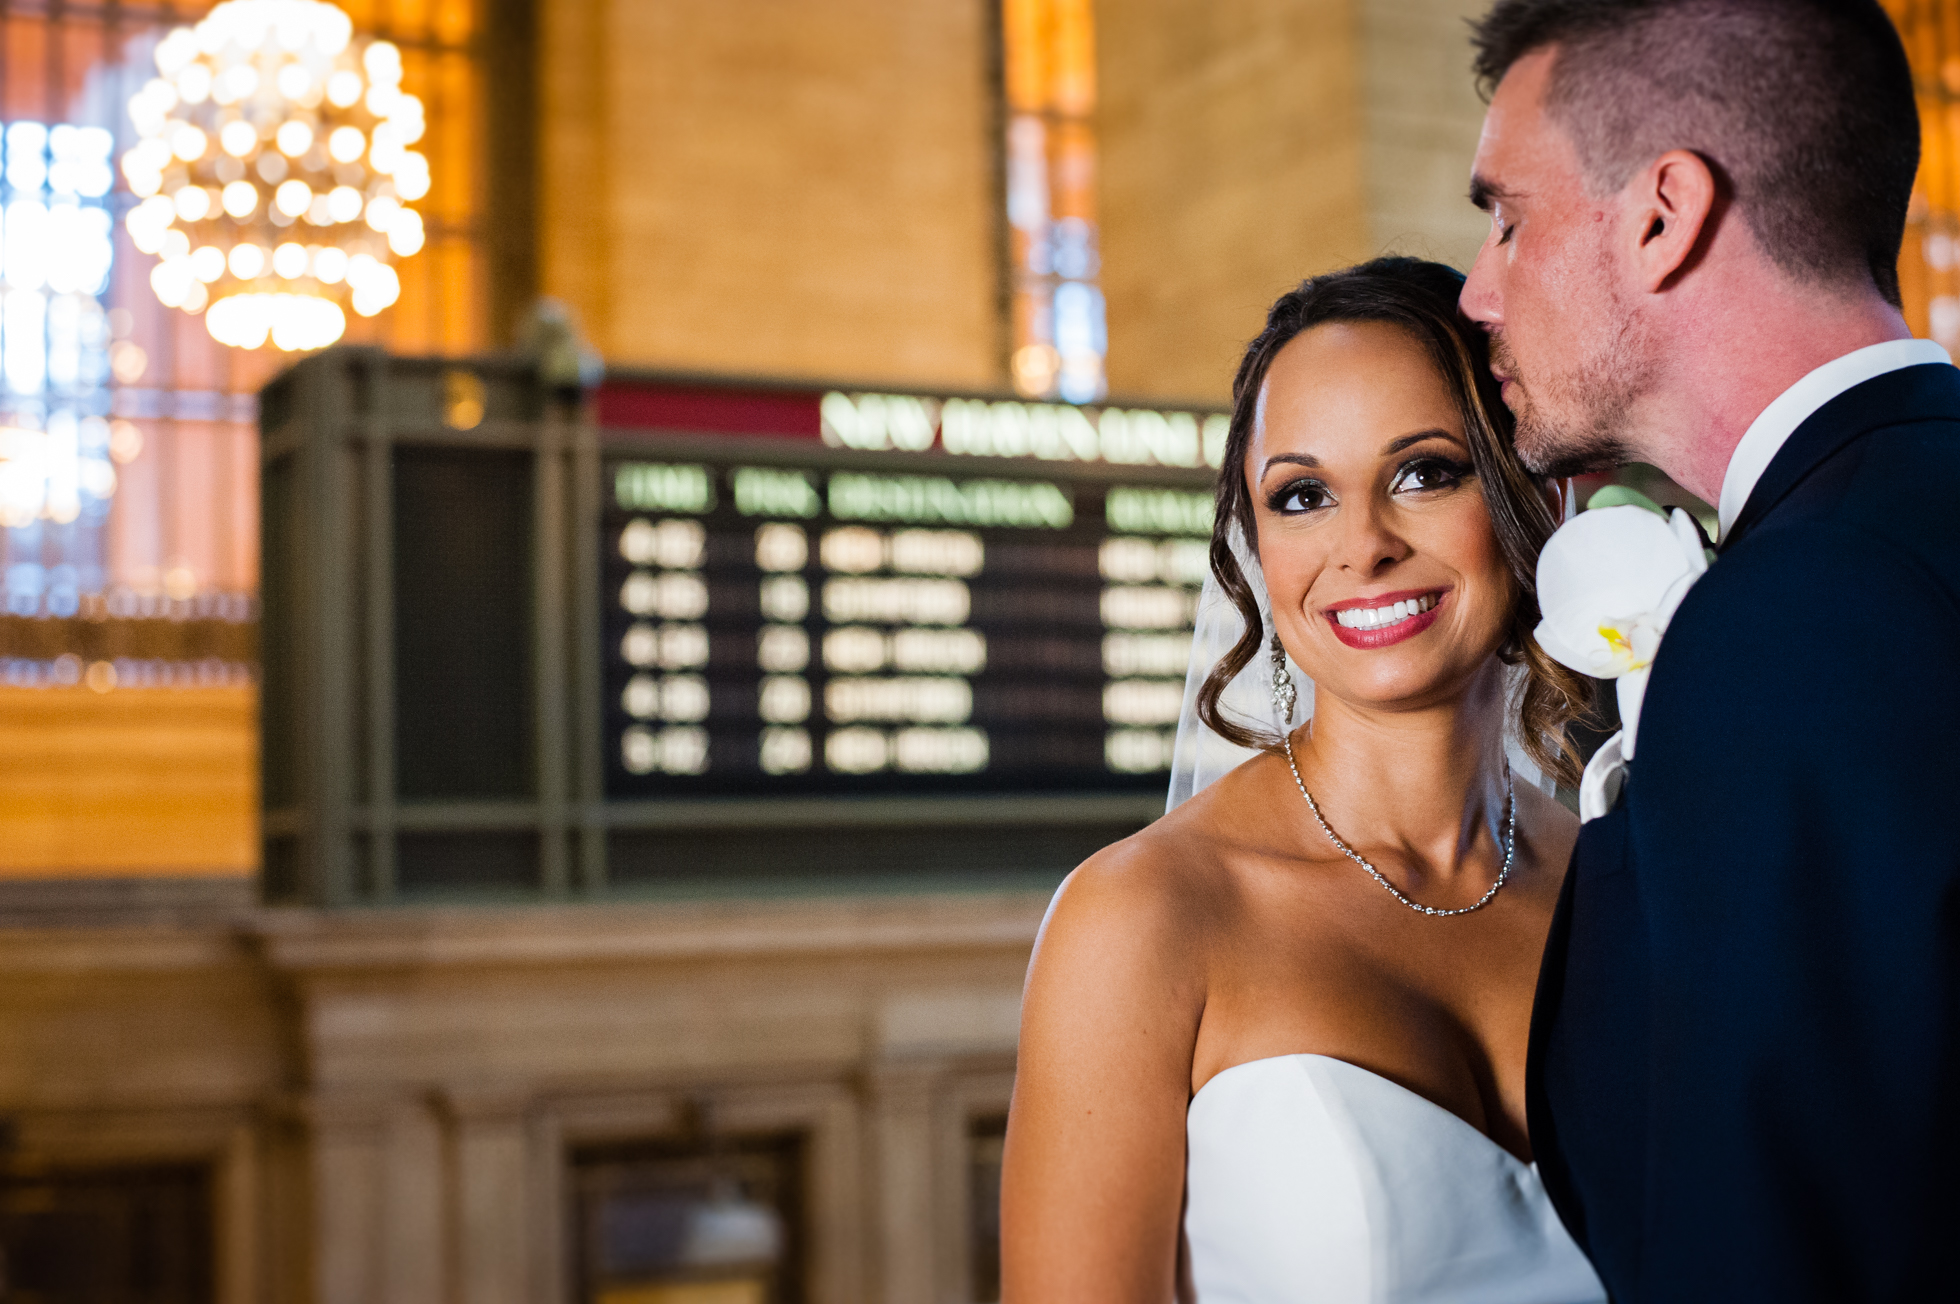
[601,452,1215,797]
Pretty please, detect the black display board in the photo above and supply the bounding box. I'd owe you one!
[600,452,1214,797]
[258,350,1225,903]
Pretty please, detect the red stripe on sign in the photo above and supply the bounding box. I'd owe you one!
[596,381,824,438]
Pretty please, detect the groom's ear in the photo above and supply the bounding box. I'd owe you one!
[1628,149,1719,293]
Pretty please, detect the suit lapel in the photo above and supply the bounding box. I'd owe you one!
[1721,363,1960,552]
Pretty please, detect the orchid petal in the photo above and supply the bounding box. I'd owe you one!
[1617,667,1650,760]
[1533,615,1613,675]
[1668,507,1709,578]
[1537,506,1688,617]
[1656,569,1700,625]
[1578,730,1628,822]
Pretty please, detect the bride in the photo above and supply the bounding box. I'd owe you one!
[1001,258,1606,1302]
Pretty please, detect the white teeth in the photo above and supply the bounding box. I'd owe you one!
[1335,593,1438,630]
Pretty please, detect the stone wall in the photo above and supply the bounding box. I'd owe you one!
[1097,0,1373,404]
[1095,0,1494,404]
[540,0,1005,391]
[1359,0,1495,272]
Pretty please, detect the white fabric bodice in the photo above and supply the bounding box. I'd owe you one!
[1184,1054,1607,1303]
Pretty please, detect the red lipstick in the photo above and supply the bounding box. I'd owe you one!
[1325,588,1448,650]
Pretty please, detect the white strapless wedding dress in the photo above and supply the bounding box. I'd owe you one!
[1184,1054,1607,1303]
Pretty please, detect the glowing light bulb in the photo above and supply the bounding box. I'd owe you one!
[125,199,174,253]
[150,258,194,307]
[387,208,424,257]
[392,152,430,201]
[326,185,363,223]
[141,78,180,115]
[326,70,363,108]
[327,126,365,164]
[311,246,348,284]
[173,185,212,222]
[276,120,313,157]
[171,123,208,161]
[391,102,427,146]
[125,163,164,198]
[205,291,345,351]
[228,243,267,279]
[363,41,403,86]
[220,120,258,157]
[274,179,312,217]
[190,245,227,282]
[272,242,308,278]
[222,180,259,218]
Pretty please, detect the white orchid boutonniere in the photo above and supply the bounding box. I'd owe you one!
[1534,488,1713,819]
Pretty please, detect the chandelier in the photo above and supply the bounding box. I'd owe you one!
[120,0,428,352]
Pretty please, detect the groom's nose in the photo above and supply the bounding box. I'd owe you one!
[1460,247,1502,329]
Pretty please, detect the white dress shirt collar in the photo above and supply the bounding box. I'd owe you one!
[1717,338,1951,540]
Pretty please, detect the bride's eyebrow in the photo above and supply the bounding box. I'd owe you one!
[1261,452,1323,476]
[1382,429,1464,455]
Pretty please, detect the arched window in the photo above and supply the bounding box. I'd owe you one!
[1001,0,1105,405]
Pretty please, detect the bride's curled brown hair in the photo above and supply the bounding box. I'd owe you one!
[1199,256,1592,787]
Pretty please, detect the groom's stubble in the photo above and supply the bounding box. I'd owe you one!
[1493,276,1655,479]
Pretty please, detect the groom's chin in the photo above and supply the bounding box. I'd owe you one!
[1515,423,1627,479]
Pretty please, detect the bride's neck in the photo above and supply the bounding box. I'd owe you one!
[1290,663,1512,874]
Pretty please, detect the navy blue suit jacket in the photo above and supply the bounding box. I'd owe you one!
[1528,363,1960,1301]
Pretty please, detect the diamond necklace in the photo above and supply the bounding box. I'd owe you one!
[1280,729,1516,917]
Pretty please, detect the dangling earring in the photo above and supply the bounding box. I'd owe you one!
[1270,630,1297,727]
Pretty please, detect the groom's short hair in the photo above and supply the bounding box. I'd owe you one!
[1471,0,1917,307]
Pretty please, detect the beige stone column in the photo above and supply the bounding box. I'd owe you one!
[379,1099,447,1304]
[306,1093,387,1304]
[304,1091,449,1304]
[445,1085,534,1304]
[864,1059,944,1304]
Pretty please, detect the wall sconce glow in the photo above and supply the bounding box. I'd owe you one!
[122,0,429,352]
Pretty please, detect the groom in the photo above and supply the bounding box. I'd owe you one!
[1460,1,1960,1298]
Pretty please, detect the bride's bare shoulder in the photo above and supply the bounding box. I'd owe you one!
[1023,801,1231,1040]
[1039,755,1282,955]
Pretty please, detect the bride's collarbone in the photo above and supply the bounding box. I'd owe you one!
[1188,859,1545,1144]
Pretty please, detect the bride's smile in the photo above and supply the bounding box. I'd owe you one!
[1326,587,1445,647]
